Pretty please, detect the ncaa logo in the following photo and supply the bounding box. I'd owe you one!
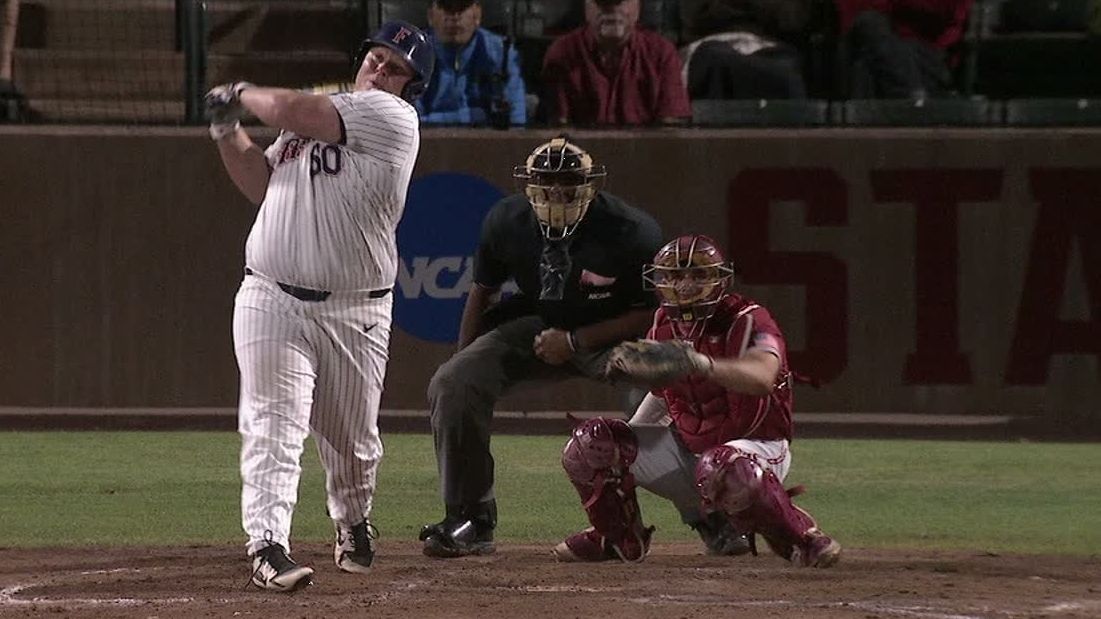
[395,173,505,342]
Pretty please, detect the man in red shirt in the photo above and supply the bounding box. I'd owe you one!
[541,0,691,126]
[837,0,974,97]
[554,234,841,567]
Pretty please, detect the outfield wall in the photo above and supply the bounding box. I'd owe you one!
[2,127,1099,421]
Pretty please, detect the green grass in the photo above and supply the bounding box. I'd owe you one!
[1,433,1098,555]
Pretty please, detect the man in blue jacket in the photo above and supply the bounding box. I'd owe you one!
[417,0,527,127]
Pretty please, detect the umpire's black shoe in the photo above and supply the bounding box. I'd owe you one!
[249,543,313,592]
[421,518,496,558]
[692,512,752,557]
[335,520,379,574]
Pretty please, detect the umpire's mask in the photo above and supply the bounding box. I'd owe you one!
[513,135,606,240]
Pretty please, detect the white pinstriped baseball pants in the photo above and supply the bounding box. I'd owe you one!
[233,274,392,555]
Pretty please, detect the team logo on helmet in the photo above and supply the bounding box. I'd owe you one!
[392,27,412,44]
[512,135,606,239]
[643,234,734,339]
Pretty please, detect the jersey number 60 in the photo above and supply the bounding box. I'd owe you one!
[310,144,342,177]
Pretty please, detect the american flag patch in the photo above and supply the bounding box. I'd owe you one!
[752,332,781,356]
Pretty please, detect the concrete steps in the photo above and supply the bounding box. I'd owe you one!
[20,0,359,52]
[13,0,362,122]
[16,49,351,99]
[24,97,183,122]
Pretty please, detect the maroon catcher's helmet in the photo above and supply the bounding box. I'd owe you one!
[643,234,734,330]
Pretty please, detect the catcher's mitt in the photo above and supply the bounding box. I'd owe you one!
[605,339,713,385]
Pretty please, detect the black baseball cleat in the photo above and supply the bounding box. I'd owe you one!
[334,521,379,574]
[421,517,496,558]
[691,512,753,557]
[249,543,313,592]
[420,500,497,558]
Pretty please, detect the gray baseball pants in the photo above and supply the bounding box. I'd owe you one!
[427,315,639,513]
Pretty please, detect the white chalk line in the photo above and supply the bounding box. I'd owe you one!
[1042,600,1101,613]
[1,582,194,608]
[627,595,1042,619]
[0,568,428,611]
[501,585,616,593]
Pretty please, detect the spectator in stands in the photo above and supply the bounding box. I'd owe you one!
[541,0,691,126]
[836,0,973,98]
[678,0,813,99]
[417,0,527,127]
[0,0,25,122]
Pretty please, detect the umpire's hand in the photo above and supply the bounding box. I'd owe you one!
[534,328,573,365]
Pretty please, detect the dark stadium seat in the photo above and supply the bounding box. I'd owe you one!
[514,0,677,38]
[375,1,514,36]
[375,0,430,29]
[971,0,1101,97]
[838,98,1000,126]
[998,0,1091,32]
[692,99,830,127]
[1004,98,1101,126]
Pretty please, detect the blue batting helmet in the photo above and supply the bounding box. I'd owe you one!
[355,20,436,102]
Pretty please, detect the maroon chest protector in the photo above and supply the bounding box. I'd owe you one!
[652,296,793,453]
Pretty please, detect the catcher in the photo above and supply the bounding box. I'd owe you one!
[554,234,842,567]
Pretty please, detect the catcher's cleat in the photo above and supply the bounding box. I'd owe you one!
[249,543,313,592]
[334,521,379,574]
[790,529,841,568]
[691,512,753,557]
[422,518,496,558]
[553,525,654,563]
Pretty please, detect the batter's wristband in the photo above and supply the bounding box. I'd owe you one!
[567,331,580,353]
[209,121,240,141]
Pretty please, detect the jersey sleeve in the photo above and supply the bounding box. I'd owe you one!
[540,40,573,124]
[623,216,665,309]
[505,46,528,125]
[746,307,787,361]
[654,36,692,120]
[329,90,418,165]
[263,131,287,166]
[472,202,509,288]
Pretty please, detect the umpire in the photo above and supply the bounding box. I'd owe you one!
[420,135,664,558]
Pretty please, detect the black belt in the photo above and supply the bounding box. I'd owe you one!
[245,268,389,302]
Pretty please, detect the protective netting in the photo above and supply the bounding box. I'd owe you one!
[7,0,366,124]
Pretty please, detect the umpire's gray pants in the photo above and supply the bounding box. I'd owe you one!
[427,315,636,511]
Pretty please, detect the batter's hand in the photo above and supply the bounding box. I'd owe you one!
[204,81,254,125]
[534,328,574,365]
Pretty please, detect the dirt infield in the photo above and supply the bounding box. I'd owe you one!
[1,542,1099,618]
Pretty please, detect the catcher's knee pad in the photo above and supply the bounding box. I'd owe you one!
[695,445,821,562]
[695,445,766,515]
[561,418,648,549]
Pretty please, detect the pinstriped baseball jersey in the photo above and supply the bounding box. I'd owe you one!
[247,89,420,292]
[231,86,421,560]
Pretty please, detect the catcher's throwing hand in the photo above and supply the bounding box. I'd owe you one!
[605,339,714,385]
[534,328,574,366]
[203,81,253,125]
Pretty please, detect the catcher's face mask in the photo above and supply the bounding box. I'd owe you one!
[513,136,606,240]
[644,235,733,332]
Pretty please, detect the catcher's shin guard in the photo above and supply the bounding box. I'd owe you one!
[555,417,654,562]
[695,445,841,568]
